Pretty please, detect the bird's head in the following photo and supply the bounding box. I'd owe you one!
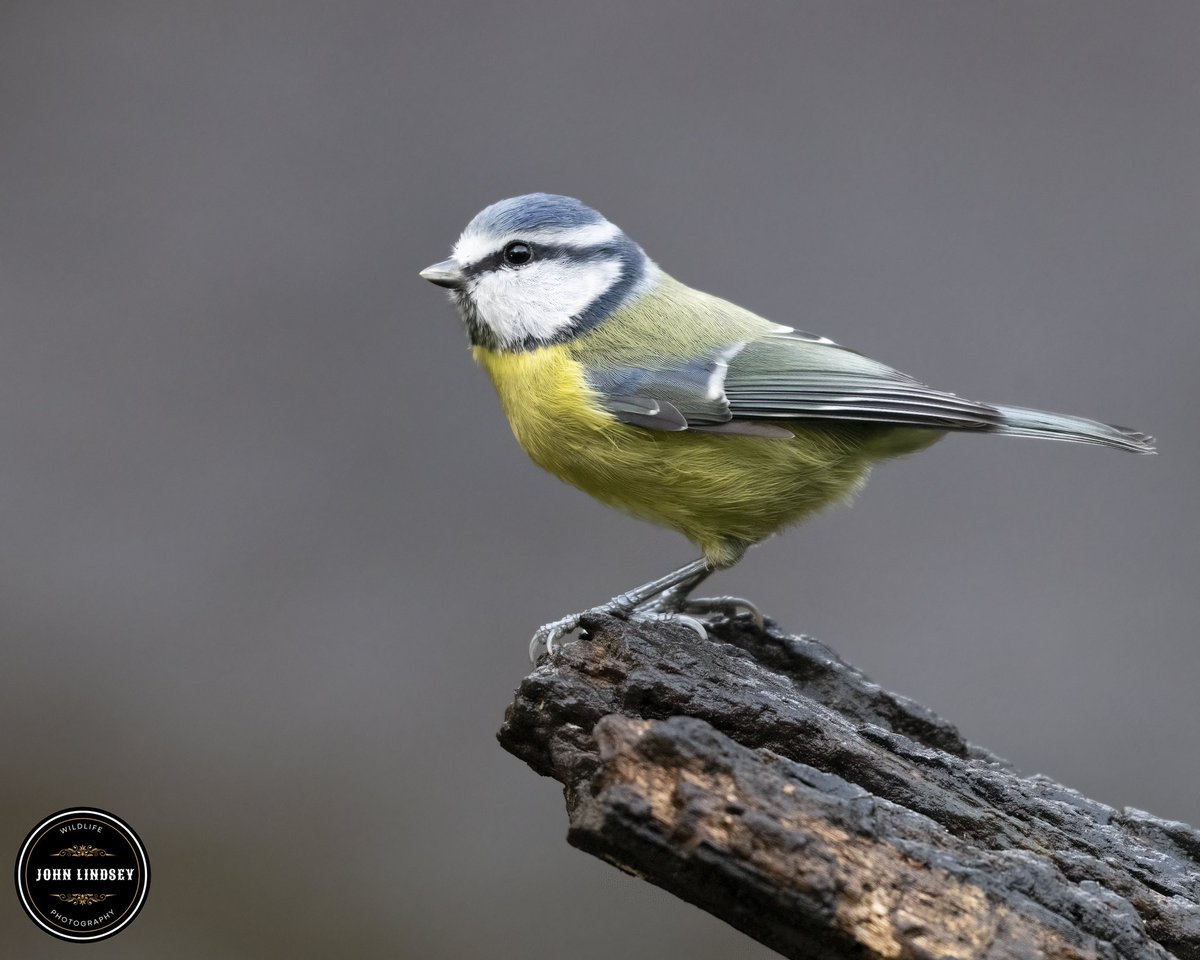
[420,193,658,350]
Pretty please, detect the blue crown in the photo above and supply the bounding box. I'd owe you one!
[467,193,606,236]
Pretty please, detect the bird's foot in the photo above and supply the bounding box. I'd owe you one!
[529,613,585,662]
[640,586,764,628]
[528,605,709,663]
[677,595,765,629]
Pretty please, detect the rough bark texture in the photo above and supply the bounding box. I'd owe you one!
[498,613,1200,960]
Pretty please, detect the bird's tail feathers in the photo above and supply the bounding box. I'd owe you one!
[989,404,1156,455]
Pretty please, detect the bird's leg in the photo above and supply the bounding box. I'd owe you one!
[643,544,763,624]
[530,557,712,662]
[637,567,714,615]
[638,556,764,627]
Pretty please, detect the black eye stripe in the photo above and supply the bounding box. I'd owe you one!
[462,241,621,279]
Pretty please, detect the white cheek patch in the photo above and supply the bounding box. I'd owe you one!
[468,258,622,346]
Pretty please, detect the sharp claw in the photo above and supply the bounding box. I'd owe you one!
[684,595,764,628]
[674,614,708,639]
[528,615,581,663]
[530,595,641,663]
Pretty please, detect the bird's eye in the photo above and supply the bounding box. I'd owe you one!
[503,241,533,266]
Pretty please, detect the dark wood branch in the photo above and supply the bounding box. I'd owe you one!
[498,614,1200,960]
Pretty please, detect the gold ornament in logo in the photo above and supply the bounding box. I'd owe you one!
[48,893,118,906]
[49,845,116,857]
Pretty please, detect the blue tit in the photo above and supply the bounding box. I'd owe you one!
[420,193,1155,659]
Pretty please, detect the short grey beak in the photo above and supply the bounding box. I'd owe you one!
[419,258,466,289]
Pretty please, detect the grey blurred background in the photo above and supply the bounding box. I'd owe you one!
[1,2,1197,957]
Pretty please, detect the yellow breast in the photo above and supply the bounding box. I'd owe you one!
[473,344,614,462]
[472,344,874,565]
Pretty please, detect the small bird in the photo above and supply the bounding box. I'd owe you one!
[421,193,1155,660]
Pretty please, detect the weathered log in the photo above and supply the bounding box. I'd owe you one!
[498,613,1200,960]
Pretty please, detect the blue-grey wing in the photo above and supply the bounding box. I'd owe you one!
[585,345,792,438]
[584,328,1001,436]
[723,329,1001,430]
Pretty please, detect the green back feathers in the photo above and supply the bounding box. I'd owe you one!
[570,275,773,367]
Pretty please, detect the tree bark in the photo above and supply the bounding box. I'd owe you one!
[497,613,1200,960]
